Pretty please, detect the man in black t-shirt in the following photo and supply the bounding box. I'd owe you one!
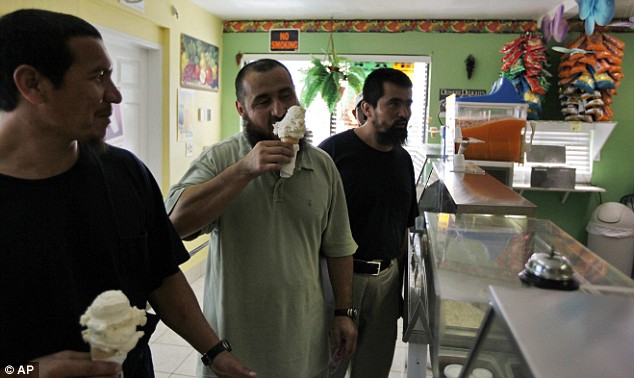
[319,68,419,378]
[0,9,255,378]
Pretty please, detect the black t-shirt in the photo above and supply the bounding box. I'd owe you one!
[319,129,419,260]
[0,143,189,368]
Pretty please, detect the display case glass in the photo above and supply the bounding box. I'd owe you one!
[405,212,634,378]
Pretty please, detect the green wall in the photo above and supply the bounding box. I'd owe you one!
[220,30,634,243]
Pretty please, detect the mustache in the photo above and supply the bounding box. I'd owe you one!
[95,106,113,117]
[392,118,409,128]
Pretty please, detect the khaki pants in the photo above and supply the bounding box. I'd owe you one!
[330,259,401,378]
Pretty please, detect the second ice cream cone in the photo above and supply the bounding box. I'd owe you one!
[91,346,126,364]
[81,290,146,367]
[91,346,116,360]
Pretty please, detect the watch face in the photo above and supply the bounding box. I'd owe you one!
[201,354,212,366]
[350,308,358,320]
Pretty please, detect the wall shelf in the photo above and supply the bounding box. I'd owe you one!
[513,183,605,204]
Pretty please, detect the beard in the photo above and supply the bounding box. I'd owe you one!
[242,115,275,147]
[373,119,408,147]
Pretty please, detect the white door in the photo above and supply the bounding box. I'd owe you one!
[107,42,148,158]
[99,27,163,184]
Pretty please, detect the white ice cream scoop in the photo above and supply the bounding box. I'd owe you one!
[80,290,147,363]
[273,105,306,177]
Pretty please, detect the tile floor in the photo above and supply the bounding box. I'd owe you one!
[149,272,433,378]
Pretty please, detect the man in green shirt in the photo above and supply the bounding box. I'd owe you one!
[166,59,358,377]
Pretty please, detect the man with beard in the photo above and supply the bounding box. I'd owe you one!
[0,9,255,378]
[318,68,419,378]
[165,59,358,378]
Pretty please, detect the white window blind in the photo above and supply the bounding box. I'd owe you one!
[513,121,602,185]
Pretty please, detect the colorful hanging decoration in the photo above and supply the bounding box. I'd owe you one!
[499,33,551,120]
[557,32,624,122]
[541,4,569,42]
[577,0,616,36]
[607,16,634,29]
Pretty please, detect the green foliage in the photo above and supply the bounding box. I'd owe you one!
[322,70,344,113]
[300,56,366,113]
[300,57,328,110]
[345,65,366,93]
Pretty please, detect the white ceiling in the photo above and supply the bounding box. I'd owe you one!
[191,0,634,22]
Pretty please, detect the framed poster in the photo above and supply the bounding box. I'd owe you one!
[180,34,219,91]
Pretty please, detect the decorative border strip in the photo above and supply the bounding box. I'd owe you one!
[223,19,633,34]
[224,20,538,33]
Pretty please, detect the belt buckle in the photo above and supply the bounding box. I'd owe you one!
[368,260,381,276]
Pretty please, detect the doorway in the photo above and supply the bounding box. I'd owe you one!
[98,26,163,184]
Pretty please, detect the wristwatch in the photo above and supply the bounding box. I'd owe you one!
[201,339,232,366]
[334,307,358,321]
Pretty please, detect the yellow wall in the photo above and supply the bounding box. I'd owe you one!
[0,0,221,269]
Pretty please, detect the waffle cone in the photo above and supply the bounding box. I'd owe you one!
[91,347,126,364]
[281,137,299,144]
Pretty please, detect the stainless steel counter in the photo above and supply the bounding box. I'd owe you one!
[461,285,634,378]
[430,160,537,217]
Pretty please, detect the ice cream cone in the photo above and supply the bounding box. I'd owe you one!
[280,144,299,178]
[81,290,146,368]
[281,137,299,144]
[273,105,305,178]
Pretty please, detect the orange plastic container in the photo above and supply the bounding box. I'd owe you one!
[445,94,529,160]
[458,118,528,162]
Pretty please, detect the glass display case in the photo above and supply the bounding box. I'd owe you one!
[459,285,634,378]
[404,212,634,378]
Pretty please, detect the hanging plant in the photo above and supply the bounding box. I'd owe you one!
[300,27,366,113]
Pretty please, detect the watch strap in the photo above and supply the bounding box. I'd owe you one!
[334,307,357,320]
[201,339,232,366]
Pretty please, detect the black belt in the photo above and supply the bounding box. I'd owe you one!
[353,259,391,275]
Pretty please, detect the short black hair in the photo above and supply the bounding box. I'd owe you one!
[362,68,413,108]
[234,59,293,104]
[0,9,102,111]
